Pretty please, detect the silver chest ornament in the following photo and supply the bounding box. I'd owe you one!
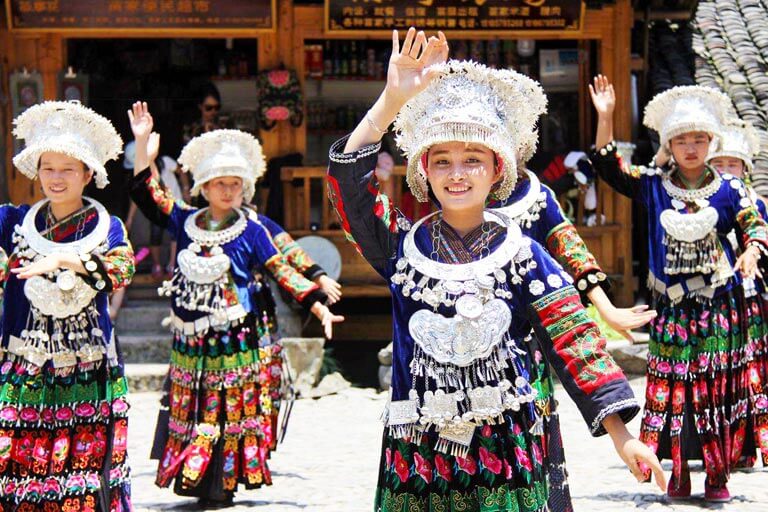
[660,171,729,276]
[387,211,539,457]
[161,208,247,324]
[10,198,112,371]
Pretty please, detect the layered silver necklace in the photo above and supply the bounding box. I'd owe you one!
[388,210,539,457]
[161,208,248,325]
[10,198,110,371]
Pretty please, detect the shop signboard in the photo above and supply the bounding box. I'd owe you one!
[6,0,276,31]
[326,0,584,34]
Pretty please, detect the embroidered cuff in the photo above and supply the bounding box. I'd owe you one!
[302,264,327,281]
[575,269,609,295]
[328,135,382,166]
[590,397,641,437]
[79,253,113,293]
[299,288,328,311]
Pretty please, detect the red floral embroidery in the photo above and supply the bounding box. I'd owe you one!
[434,454,452,482]
[514,446,533,472]
[479,447,502,475]
[393,450,410,482]
[456,454,477,475]
[413,452,433,484]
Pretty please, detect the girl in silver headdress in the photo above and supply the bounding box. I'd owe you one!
[329,29,665,511]
[708,118,768,469]
[127,103,343,508]
[590,75,768,501]
[0,101,135,511]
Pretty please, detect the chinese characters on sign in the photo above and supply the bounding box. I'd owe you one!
[8,0,275,30]
[326,0,583,33]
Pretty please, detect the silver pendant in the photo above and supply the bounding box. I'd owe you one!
[455,294,483,319]
[56,270,76,292]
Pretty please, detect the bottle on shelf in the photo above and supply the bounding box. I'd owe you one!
[350,42,358,78]
[339,42,349,76]
[323,41,333,77]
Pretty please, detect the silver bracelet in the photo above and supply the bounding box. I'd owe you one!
[366,110,388,135]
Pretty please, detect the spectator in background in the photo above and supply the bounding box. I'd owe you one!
[179,82,232,207]
[374,149,395,198]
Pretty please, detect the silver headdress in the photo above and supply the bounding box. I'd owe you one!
[178,129,266,201]
[12,101,122,189]
[643,85,733,149]
[393,60,547,203]
[708,118,761,173]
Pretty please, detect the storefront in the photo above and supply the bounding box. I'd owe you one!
[1,0,637,314]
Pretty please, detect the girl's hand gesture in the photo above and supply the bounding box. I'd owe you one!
[147,132,161,163]
[310,302,345,340]
[128,101,153,141]
[589,74,616,118]
[127,101,153,174]
[384,28,449,108]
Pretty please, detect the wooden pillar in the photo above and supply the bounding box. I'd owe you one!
[3,33,64,205]
[599,0,635,306]
[258,0,302,162]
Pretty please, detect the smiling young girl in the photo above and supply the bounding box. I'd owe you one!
[0,101,135,511]
[589,76,768,501]
[329,29,664,511]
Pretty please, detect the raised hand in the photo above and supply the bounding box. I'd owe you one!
[589,74,616,118]
[385,28,448,107]
[128,101,153,141]
[147,132,161,163]
[344,28,449,153]
[127,101,153,174]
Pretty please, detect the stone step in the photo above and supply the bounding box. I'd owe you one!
[125,363,167,392]
[115,300,171,334]
[119,333,172,364]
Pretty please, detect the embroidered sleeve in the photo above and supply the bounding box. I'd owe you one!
[591,141,657,204]
[81,217,135,293]
[327,135,400,278]
[250,223,326,309]
[545,221,607,295]
[522,241,638,435]
[129,167,193,237]
[259,214,326,280]
[537,185,608,295]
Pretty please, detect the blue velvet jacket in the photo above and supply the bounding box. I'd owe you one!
[328,137,639,435]
[591,143,768,301]
[130,168,325,323]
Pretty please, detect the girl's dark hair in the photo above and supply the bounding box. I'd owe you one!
[198,83,222,105]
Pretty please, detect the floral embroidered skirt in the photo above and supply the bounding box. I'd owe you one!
[375,413,548,512]
[0,355,131,512]
[639,290,768,487]
[742,289,768,465]
[154,314,279,498]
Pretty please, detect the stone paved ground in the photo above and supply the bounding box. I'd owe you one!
[128,377,768,511]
